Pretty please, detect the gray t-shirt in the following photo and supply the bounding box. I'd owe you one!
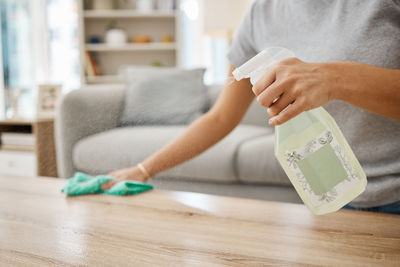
[228,0,400,208]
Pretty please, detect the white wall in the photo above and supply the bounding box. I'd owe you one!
[32,0,50,84]
[201,0,255,84]
[0,31,4,118]
[181,0,205,69]
[203,0,254,35]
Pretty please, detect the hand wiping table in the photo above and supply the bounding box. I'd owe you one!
[62,172,153,196]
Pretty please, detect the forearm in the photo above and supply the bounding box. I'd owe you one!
[141,112,237,176]
[102,115,232,188]
[140,67,254,177]
[101,72,254,189]
[332,62,400,120]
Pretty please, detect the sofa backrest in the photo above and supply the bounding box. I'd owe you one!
[82,83,269,128]
[206,84,269,128]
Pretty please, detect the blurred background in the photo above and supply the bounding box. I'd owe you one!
[0,0,303,206]
[0,0,254,118]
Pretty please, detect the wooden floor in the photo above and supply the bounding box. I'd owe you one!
[0,175,399,266]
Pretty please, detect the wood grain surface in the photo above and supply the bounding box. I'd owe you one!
[33,120,58,177]
[0,175,399,266]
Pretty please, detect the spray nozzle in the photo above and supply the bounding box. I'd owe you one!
[232,47,296,85]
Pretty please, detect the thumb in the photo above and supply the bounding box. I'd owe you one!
[101,179,118,191]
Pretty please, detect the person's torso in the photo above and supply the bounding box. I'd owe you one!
[251,0,400,177]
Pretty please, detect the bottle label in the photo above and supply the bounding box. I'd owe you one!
[285,130,360,207]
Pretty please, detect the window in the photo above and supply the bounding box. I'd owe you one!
[0,0,79,118]
[0,0,34,117]
[47,0,79,92]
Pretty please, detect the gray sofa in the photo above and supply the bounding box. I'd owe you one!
[55,84,301,203]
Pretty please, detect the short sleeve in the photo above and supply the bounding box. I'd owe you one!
[227,2,258,67]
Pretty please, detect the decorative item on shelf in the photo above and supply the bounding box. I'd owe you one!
[157,0,174,11]
[92,0,115,10]
[105,21,128,45]
[131,35,152,43]
[85,51,100,76]
[150,61,163,67]
[4,87,25,119]
[36,84,62,118]
[136,0,154,13]
[160,34,173,43]
[89,35,102,44]
[117,0,135,9]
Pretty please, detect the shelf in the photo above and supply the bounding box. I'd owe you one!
[0,117,53,125]
[84,10,178,19]
[79,1,181,84]
[85,43,177,51]
[86,75,123,84]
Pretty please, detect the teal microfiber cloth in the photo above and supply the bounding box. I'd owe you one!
[61,172,153,196]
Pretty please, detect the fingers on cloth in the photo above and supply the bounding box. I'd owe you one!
[101,180,117,190]
[107,171,119,177]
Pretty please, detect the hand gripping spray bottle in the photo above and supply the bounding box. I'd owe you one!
[233,47,367,215]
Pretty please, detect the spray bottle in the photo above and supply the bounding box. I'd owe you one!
[233,47,367,215]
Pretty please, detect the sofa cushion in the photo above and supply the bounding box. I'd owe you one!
[119,67,208,126]
[241,100,274,127]
[73,125,269,183]
[236,134,290,185]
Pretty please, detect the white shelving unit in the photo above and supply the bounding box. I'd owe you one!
[78,0,182,85]
[85,42,177,51]
[83,10,178,18]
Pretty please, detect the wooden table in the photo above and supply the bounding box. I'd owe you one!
[1,175,399,266]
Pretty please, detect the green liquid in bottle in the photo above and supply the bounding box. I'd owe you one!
[274,108,367,215]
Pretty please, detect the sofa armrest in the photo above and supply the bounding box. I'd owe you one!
[55,85,125,177]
